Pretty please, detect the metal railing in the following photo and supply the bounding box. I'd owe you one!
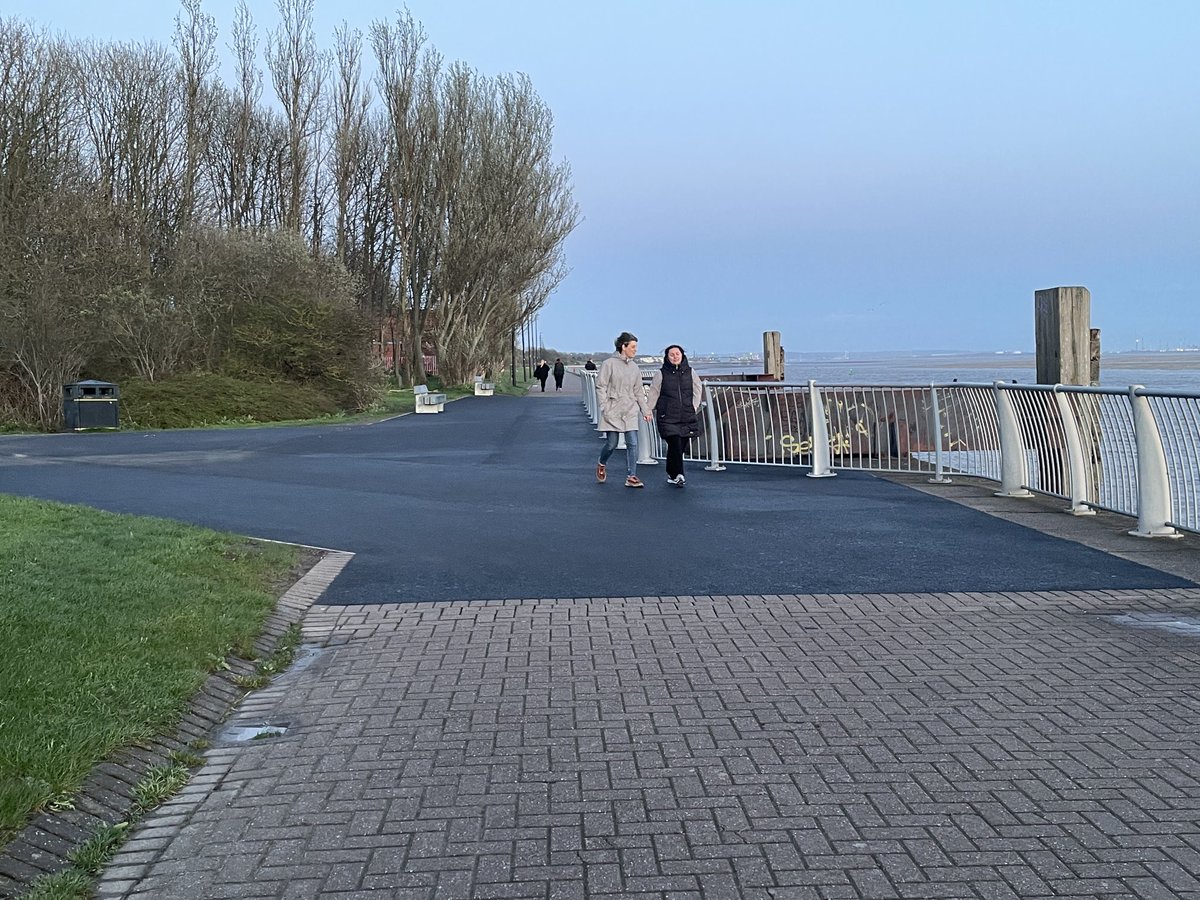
[574,370,1200,537]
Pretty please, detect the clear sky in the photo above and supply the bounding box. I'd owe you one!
[7,0,1198,355]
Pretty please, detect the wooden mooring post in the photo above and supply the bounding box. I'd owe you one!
[763,331,784,380]
[1034,286,1103,510]
[1035,286,1092,385]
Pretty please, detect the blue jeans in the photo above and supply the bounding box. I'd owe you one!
[599,430,638,478]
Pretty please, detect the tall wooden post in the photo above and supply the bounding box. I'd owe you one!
[1035,287,1102,507]
[763,331,784,381]
[1035,287,1090,385]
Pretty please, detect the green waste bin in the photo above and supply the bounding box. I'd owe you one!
[63,380,120,430]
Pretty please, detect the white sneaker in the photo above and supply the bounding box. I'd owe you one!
[669,474,686,486]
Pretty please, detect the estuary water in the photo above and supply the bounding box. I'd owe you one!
[692,351,1200,394]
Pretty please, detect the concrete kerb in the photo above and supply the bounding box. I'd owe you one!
[0,546,354,900]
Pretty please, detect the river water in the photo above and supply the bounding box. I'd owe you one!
[690,351,1200,394]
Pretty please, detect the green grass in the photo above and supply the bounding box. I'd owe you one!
[0,494,298,844]
[132,764,191,816]
[68,823,129,875]
[21,867,93,900]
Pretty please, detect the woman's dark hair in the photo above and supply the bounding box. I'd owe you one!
[614,331,638,351]
[663,344,685,358]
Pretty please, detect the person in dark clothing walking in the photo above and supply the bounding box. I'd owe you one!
[552,359,565,391]
[584,359,597,371]
[534,360,550,392]
[646,344,703,486]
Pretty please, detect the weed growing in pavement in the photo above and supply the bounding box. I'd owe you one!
[234,623,303,691]
[21,867,93,900]
[132,764,191,816]
[67,823,129,875]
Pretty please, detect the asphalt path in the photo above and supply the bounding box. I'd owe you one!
[1,394,1191,602]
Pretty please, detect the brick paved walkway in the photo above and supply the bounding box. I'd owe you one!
[8,386,1197,898]
[97,587,1200,899]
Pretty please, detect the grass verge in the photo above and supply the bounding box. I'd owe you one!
[0,494,299,845]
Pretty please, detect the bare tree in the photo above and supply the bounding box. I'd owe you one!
[370,11,443,385]
[74,39,185,266]
[329,22,371,263]
[267,0,326,234]
[172,0,217,225]
[198,1,264,229]
[432,70,578,383]
[344,113,400,371]
[2,4,580,430]
[204,90,295,236]
[0,22,101,429]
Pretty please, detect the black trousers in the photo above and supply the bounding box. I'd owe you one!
[663,434,687,479]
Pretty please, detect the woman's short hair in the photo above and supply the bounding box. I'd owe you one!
[615,331,638,351]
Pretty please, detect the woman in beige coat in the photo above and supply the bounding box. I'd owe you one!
[596,331,650,488]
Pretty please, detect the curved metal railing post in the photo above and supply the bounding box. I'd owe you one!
[703,382,726,471]
[806,380,836,478]
[637,384,658,466]
[994,382,1032,497]
[578,370,598,424]
[1128,386,1181,538]
[928,383,952,484]
[1053,387,1095,516]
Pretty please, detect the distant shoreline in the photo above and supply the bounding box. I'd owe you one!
[929,351,1200,371]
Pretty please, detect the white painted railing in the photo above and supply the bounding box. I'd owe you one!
[575,370,1200,537]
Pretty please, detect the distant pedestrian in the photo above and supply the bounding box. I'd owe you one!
[647,344,703,486]
[534,359,550,392]
[552,358,565,391]
[596,332,649,488]
[584,359,597,371]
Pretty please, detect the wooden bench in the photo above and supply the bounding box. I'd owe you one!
[473,376,495,397]
[413,384,447,413]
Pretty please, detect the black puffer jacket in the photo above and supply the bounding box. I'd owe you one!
[648,353,702,439]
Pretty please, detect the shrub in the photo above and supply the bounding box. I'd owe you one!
[119,374,339,429]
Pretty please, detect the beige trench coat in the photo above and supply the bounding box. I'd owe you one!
[596,353,649,432]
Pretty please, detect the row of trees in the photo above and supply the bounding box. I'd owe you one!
[0,0,578,429]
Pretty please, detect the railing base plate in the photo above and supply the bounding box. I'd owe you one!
[928,476,953,484]
[994,489,1033,498]
[1065,507,1097,516]
[704,464,726,472]
[806,472,836,479]
[1127,527,1184,539]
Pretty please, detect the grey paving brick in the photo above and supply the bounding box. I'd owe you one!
[87,588,1200,898]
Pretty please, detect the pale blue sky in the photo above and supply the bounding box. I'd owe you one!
[7,0,1198,354]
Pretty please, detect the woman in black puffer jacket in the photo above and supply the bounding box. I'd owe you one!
[646,344,704,486]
